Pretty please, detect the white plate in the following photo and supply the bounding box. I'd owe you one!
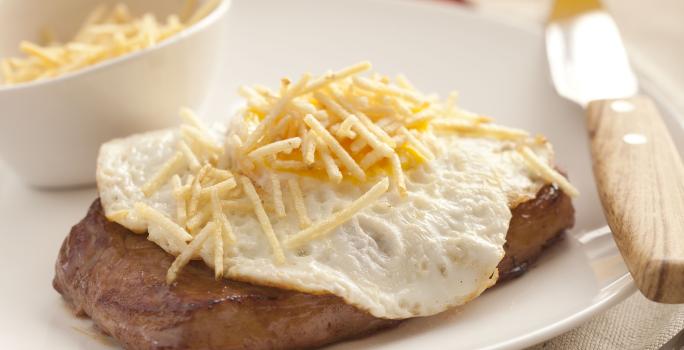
[2,0,684,349]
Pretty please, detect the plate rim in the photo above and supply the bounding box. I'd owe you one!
[483,274,637,350]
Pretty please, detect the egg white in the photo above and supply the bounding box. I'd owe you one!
[97,126,553,319]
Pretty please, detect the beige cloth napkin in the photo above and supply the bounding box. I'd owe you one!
[465,0,684,348]
[528,292,684,349]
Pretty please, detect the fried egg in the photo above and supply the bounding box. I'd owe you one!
[97,124,553,319]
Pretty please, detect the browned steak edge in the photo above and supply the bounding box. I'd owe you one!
[53,184,573,350]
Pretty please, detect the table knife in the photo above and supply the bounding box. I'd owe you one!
[546,0,684,303]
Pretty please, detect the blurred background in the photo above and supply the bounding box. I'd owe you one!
[461,0,684,115]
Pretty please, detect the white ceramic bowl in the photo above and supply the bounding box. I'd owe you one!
[0,0,230,188]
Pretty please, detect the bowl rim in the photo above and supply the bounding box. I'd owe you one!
[0,0,231,93]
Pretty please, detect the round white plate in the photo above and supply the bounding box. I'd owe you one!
[3,0,684,349]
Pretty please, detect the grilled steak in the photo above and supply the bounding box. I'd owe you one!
[53,185,574,350]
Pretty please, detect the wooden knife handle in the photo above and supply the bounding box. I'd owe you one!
[587,95,684,303]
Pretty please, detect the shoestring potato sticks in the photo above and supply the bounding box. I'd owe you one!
[0,0,220,85]
[127,61,578,283]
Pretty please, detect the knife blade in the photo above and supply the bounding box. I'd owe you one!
[546,0,637,107]
[545,0,684,303]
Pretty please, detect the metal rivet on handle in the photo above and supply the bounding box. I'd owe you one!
[623,133,648,145]
[611,100,635,113]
